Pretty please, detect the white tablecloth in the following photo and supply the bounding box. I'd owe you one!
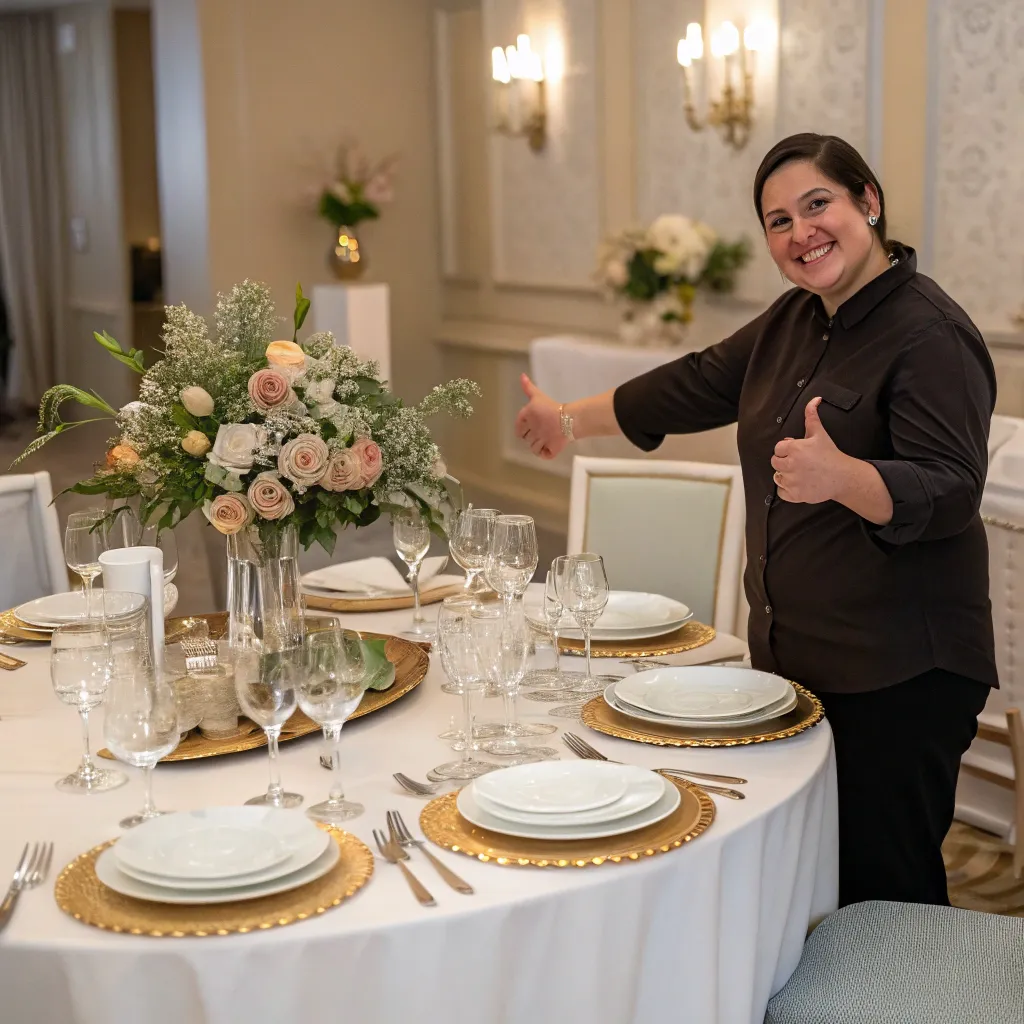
[0,597,836,1024]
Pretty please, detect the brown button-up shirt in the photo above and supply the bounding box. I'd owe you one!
[613,246,998,693]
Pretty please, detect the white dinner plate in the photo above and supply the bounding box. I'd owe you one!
[457,776,681,841]
[603,681,797,728]
[471,765,665,826]
[15,589,145,628]
[525,590,692,641]
[96,838,339,905]
[614,666,791,720]
[474,761,633,815]
[113,807,326,881]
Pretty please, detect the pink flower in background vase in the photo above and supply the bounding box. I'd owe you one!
[205,493,254,535]
[320,450,363,492]
[247,472,295,520]
[278,433,329,488]
[248,368,293,412]
[351,437,383,487]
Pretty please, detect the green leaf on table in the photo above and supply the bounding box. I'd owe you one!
[361,638,395,691]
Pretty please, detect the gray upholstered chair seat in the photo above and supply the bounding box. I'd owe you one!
[765,900,1024,1023]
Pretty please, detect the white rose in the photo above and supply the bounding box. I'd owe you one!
[180,386,215,417]
[304,378,336,405]
[207,423,267,473]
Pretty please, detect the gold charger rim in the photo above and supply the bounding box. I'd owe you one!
[418,775,714,867]
[557,620,716,658]
[53,827,373,937]
[303,582,464,613]
[0,608,54,641]
[580,683,824,747]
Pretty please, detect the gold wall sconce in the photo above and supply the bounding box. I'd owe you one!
[676,19,773,150]
[491,34,547,153]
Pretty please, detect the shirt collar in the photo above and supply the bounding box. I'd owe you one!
[812,244,917,328]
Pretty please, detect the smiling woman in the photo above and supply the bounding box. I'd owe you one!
[514,132,998,915]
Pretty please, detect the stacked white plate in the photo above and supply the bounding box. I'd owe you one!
[605,666,797,729]
[457,761,680,840]
[95,807,338,904]
[525,590,692,642]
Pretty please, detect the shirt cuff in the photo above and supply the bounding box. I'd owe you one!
[864,459,933,545]
[612,383,664,452]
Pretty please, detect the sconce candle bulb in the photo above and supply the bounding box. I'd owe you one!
[489,32,547,152]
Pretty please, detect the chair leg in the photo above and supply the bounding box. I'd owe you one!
[1007,708,1024,879]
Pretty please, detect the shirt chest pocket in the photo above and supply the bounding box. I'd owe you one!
[816,381,862,411]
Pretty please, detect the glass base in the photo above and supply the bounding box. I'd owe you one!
[505,721,558,737]
[562,673,626,694]
[547,704,586,720]
[431,757,498,781]
[245,790,304,808]
[480,739,561,759]
[306,798,363,824]
[120,807,169,829]
[402,621,436,641]
[521,668,579,691]
[55,765,128,794]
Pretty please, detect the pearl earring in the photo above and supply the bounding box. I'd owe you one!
[868,214,879,227]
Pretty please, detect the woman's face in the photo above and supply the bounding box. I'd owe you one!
[760,159,881,301]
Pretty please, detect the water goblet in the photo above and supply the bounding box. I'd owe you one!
[449,508,500,593]
[522,560,589,691]
[558,552,610,692]
[50,621,128,793]
[484,515,538,624]
[298,625,368,823]
[64,509,107,617]
[393,506,434,639]
[103,652,179,828]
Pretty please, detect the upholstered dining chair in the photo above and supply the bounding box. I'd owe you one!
[0,471,67,609]
[566,456,745,634]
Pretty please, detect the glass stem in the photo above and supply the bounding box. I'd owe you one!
[83,575,94,618]
[79,708,93,772]
[584,626,593,680]
[411,565,423,624]
[552,626,562,682]
[502,593,514,626]
[460,687,474,764]
[141,765,156,816]
[326,724,345,804]
[265,725,284,804]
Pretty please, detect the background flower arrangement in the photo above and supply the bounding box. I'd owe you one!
[317,142,397,229]
[16,282,479,554]
[597,214,751,345]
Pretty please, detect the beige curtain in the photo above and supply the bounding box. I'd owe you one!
[0,12,65,406]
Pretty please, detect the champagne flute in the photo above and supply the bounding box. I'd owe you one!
[393,506,433,639]
[103,652,179,828]
[484,515,538,624]
[64,509,107,617]
[298,625,368,823]
[50,621,128,793]
[559,553,611,691]
[449,508,500,592]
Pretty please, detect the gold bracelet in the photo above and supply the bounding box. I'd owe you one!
[559,404,575,442]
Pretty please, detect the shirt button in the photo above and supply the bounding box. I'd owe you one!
[765,605,772,616]
[776,416,783,424]
[764,494,772,506]
[822,333,829,341]
[758,554,765,564]
[797,379,806,387]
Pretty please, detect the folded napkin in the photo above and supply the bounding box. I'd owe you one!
[301,556,449,595]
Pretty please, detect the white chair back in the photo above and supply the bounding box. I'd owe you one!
[566,456,745,633]
[0,472,67,609]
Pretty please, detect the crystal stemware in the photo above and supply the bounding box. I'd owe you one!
[393,506,434,639]
[103,651,179,828]
[558,552,611,692]
[449,508,500,593]
[298,624,368,823]
[484,514,538,624]
[522,559,589,691]
[64,509,107,617]
[50,621,128,793]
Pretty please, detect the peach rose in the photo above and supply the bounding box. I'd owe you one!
[351,437,383,487]
[248,368,293,412]
[278,433,329,488]
[319,449,363,492]
[266,340,306,381]
[247,472,295,520]
[181,430,211,457]
[106,444,140,470]
[205,493,253,535]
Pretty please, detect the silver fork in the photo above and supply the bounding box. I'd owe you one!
[0,842,54,933]
[392,772,441,796]
[562,733,747,798]
[372,829,436,907]
[386,810,474,894]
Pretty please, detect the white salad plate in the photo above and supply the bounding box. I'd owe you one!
[613,666,791,720]
[525,590,692,641]
[96,839,340,905]
[603,681,798,728]
[473,761,637,815]
[471,765,665,826]
[457,776,680,841]
[113,807,327,881]
[15,589,145,628]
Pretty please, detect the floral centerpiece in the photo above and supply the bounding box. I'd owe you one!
[15,281,478,555]
[597,214,751,346]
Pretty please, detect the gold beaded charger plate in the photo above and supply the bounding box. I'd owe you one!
[419,775,714,867]
[53,827,373,937]
[579,683,824,748]
[557,620,716,659]
[303,582,464,613]
[0,608,53,641]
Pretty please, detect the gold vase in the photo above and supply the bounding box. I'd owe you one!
[328,224,366,280]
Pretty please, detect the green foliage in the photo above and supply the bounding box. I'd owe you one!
[11,384,118,468]
[93,330,146,373]
[622,250,664,302]
[293,283,311,342]
[318,190,379,228]
[702,239,752,294]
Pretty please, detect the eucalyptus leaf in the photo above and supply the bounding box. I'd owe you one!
[361,638,395,691]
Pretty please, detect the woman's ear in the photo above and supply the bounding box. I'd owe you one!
[861,181,881,220]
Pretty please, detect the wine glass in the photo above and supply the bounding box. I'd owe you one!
[103,651,179,828]
[64,510,108,617]
[298,625,368,823]
[558,553,611,691]
[431,596,499,780]
[393,506,433,639]
[485,515,538,623]
[522,559,588,691]
[50,621,127,793]
[449,508,500,592]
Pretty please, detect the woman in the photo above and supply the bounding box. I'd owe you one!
[515,133,997,908]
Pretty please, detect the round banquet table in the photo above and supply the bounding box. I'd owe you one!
[0,596,837,1024]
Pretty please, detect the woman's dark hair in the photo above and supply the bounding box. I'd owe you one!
[753,133,893,252]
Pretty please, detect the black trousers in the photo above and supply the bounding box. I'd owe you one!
[810,669,989,908]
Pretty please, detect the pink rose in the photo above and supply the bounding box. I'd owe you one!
[205,493,254,536]
[247,472,295,520]
[278,433,329,488]
[319,450,363,492]
[248,368,293,412]
[351,437,383,487]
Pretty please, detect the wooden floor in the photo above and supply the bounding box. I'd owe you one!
[945,821,1024,917]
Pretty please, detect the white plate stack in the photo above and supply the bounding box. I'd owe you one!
[95,807,338,904]
[605,666,797,729]
[524,590,693,641]
[457,761,681,841]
